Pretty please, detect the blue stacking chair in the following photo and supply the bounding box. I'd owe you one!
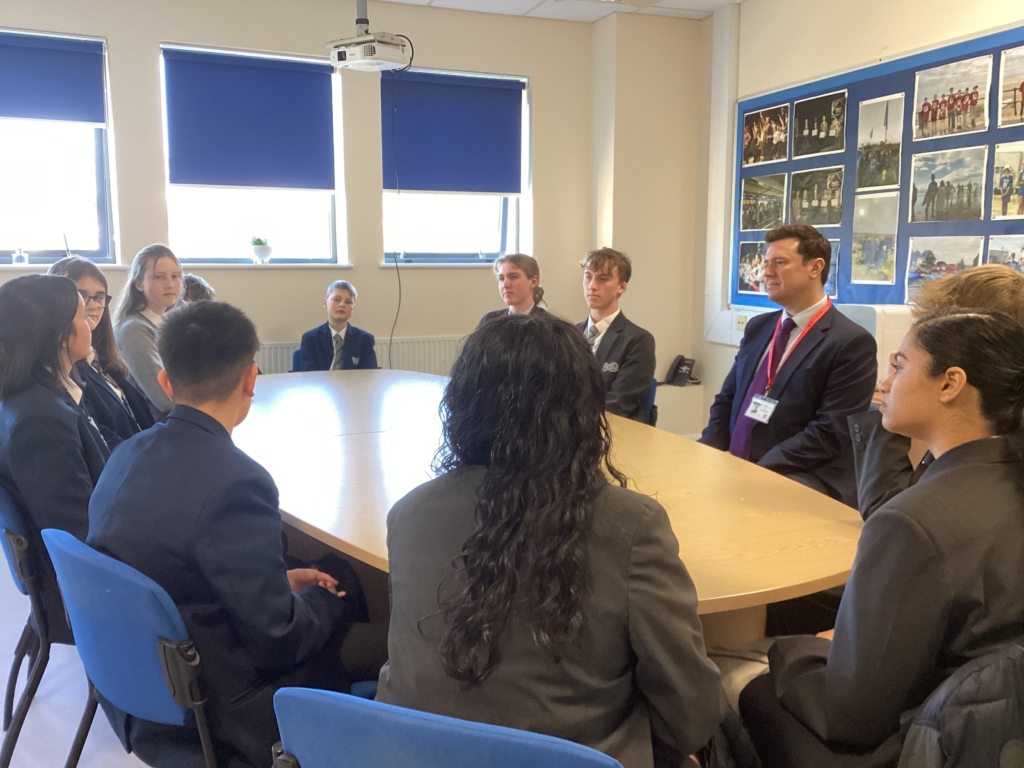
[291,349,302,373]
[271,687,623,768]
[41,528,219,768]
[643,378,659,426]
[0,481,76,768]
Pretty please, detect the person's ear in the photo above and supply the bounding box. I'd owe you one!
[936,366,969,404]
[617,282,628,298]
[241,362,259,399]
[157,369,174,401]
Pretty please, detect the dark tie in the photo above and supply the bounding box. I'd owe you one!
[729,317,797,460]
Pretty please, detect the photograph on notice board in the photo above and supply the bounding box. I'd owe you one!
[742,104,789,166]
[857,94,903,190]
[790,167,843,226]
[910,146,987,222]
[793,91,846,158]
[988,235,1024,271]
[852,192,899,284]
[913,55,991,139]
[998,45,1024,128]
[992,141,1024,220]
[740,173,786,231]
[824,240,840,299]
[737,241,769,294]
[906,236,983,304]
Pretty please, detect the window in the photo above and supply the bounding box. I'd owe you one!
[381,70,529,264]
[0,31,112,263]
[161,48,343,264]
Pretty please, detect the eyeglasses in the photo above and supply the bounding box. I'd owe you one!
[78,290,110,308]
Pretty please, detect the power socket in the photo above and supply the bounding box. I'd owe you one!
[735,313,747,331]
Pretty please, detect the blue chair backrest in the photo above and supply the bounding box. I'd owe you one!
[643,378,658,425]
[292,349,302,372]
[41,529,192,726]
[0,482,29,595]
[274,687,624,768]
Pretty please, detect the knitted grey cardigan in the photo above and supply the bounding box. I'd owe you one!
[114,313,172,419]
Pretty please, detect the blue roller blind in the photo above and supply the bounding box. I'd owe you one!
[162,48,335,189]
[381,71,526,194]
[0,32,106,123]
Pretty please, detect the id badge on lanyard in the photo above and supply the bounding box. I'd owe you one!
[743,301,831,425]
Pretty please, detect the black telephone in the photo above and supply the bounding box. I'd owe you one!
[664,355,699,386]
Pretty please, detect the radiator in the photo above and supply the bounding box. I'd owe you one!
[257,335,464,376]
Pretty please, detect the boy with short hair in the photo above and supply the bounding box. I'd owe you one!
[299,280,378,371]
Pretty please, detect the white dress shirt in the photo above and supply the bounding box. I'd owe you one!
[757,294,829,368]
[586,309,621,355]
[141,307,164,327]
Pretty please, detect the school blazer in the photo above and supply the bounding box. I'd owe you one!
[87,406,350,765]
[699,305,877,507]
[299,323,378,372]
[764,437,1024,751]
[477,304,549,328]
[77,362,156,450]
[848,409,931,521]
[378,466,727,768]
[576,313,657,422]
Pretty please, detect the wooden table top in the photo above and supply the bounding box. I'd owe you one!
[233,370,863,615]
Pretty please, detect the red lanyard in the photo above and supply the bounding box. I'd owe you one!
[765,299,831,393]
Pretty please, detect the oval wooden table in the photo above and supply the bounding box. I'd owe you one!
[233,369,864,646]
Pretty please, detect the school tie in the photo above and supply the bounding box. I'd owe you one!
[586,323,599,351]
[729,317,797,460]
[331,333,344,371]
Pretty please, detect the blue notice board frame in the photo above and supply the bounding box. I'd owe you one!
[732,24,1024,309]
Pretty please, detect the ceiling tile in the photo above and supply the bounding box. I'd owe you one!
[429,0,542,13]
[652,0,731,10]
[527,0,633,22]
[640,5,707,16]
[375,0,434,6]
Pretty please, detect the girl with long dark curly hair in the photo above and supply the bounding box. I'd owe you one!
[378,313,725,768]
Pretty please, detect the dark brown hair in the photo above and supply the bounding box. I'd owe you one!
[765,224,832,285]
[47,257,128,378]
[581,247,632,284]
[494,253,544,306]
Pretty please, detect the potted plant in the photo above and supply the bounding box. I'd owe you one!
[250,237,272,264]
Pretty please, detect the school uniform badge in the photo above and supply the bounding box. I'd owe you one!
[352,357,360,365]
[602,362,619,373]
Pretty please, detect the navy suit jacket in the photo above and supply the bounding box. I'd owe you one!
[700,305,877,507]
[87,406,349,765]
[77,362,155,450]
[299,323,378,371]
[577,312,657,422]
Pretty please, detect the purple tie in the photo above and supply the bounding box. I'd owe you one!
[729,317,797,460]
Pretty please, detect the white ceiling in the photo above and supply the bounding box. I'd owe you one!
[377,0,733,23]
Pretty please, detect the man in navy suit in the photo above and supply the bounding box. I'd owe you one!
[88,301,388,766]
[299,280,378,371]
[700,225,877,508]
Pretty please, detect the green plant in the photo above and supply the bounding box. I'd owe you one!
[250,236,268,246]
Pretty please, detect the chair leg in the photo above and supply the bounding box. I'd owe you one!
[193,704,219,768]
[3,623,33,731]
[0,638,50,768]
[63,680,98,768]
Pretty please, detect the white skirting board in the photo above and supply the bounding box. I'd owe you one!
[256,335,466,376]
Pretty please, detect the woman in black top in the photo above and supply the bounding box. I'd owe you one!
[48,257,154,448]
[741,309,1024,766]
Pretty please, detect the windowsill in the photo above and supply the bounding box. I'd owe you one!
[177,262,352,270]
[378,261,495,269]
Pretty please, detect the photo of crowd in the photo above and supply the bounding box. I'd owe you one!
[906,236,983,303]
[740,173,786,231]
[790,167,843,226]
[989,235,1024,271]
[852,192,899,284]
[856,94,903,190]
[910,146,986,222]
[824,241,840,298]
[737,241,768,294]
[793,91,846,158]
[742,104,789,166]
[913,55,991,139]
[998,45,1024,128]
[992,142,1024,220]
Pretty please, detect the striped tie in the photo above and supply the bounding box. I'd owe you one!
[331,333,344,370]
[586,324,598,351]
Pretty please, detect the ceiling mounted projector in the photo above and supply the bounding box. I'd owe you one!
[328,0,412,72]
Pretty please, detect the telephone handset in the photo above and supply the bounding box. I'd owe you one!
[664,355,700,386]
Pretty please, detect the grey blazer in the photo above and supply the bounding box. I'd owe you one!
[378,466,727,768]
[114,313,172,420]
[763,436,1024,751]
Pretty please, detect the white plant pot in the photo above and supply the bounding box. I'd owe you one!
[252,244,272,264]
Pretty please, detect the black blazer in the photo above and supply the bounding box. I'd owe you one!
[87,406,350,765]
[848,410,931,521]
[0,382,108,541]
[700,305,877,507]
[77,362,156,450]
[577,312,656,422]
[757,437,1024,752]
[378,466,727,768]
[299,322,378,372]
[478,304,548,328]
